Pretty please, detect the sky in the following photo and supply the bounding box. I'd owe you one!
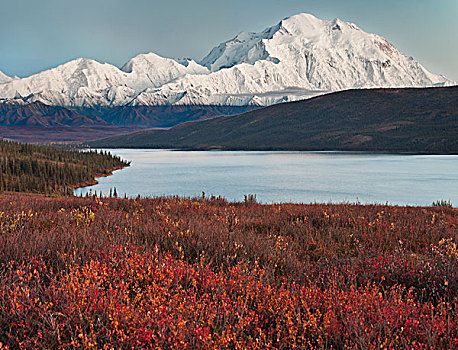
[1,0,457,80]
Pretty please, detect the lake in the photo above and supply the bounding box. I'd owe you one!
[74,149,458,206]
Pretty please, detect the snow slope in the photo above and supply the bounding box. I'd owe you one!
[0,13,453,107]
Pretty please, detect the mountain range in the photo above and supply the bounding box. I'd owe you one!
[0,13,454,127]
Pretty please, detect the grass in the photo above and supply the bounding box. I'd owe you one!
[0,193,456,348]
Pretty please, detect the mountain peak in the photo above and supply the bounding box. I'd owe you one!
[52,57,113,75]
[200,13,365,72]
[278,13,363,37]
[284,12,320,20]
[0,71,12,84]
[121,52,170,73]
[281,12,321,24]
[121,52,208,75]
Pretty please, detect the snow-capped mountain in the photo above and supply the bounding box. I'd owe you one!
[0,71,12,84]
[137,13,452,106]
[0,13,453,108]
[0,55,208,107]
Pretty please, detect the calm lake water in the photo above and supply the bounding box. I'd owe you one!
[74,149,458,206]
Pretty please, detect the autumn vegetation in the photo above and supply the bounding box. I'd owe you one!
[0,193,456,348]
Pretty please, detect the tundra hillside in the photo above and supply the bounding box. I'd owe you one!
[0,194,456,348]
[91,86,458,153]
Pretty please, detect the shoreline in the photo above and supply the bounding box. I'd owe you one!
[69,165,128,190]
[84,146,458,156]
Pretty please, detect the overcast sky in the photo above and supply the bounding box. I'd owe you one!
[1,0,457,80]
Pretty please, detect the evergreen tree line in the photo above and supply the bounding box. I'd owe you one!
[0,140,129,195]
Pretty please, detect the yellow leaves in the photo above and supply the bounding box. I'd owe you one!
[0,211,27,231]
[70,206,95,226]
[437,237,458,258]
[133,207,144,220]
[275,235,288,251]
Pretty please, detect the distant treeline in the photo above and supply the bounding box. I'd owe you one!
[0,140,129,194]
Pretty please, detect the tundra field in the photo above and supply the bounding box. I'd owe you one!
[0,193,456,349]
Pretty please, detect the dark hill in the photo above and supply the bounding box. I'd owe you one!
[75,105,257,127]
[90,86,458,153]
[0,101,109,127]
[0,101,256,127]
